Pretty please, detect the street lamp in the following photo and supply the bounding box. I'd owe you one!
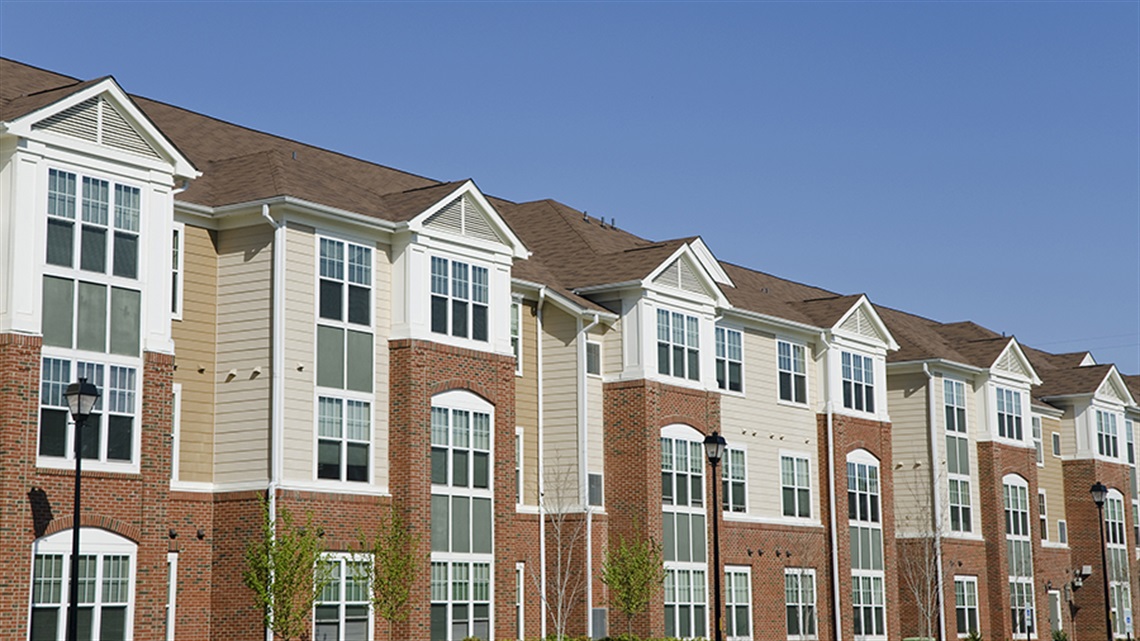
[1090,481,1113,641]
[703,431,727,641]
[64,377,99,641]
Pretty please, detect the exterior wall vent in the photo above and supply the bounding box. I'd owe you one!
[34,96,161,160]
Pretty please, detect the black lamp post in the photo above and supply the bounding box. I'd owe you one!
[1090,481,1113,641]
[703,431,727,641]
[64,377,99,641]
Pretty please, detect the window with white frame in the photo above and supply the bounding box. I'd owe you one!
[586,340,601,376]
[29,528,136,641]
[431,256,489,341]
[715,326,742,392]
[848,451,885,639]
[42,277,141,357]
[515,563,524,641]
[945,380,972,533]
[841,352,875,413]
[46,169,141,280]
[1004,475,1035,637]
[1032,417,1043,466]
[39,358,137,465]
[317,398,371,482]
[1051,432,1061,458]
[778,340,807,404]
[954,576,979,636]
[657,309,699,381]
[515,429,523,505]
[661,428,708,639]
[785,567,817,640]
[430,391,494,641]
[725,566,751,640]
[722,448,746,513]
[165,552,177,641]
[1105,491,1132,638]
[1057,520,1067,545]
[995,387,1023,441]
[1134,501,1139,545]
[781,454,811,519]
[1097,410,1120,459]
[315,554,371,641]
[510,301,522,374]
[1038,491,1048,541]
[171,222,184,318]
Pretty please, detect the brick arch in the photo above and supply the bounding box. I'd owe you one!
[429,379,495,404]
[43,513,142,542]
[658,414,709,434]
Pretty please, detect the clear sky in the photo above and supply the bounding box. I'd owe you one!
[3,1,1137,374]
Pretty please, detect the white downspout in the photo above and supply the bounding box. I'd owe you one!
[922,363,947,641]
[261,204,285,641]
[578,312,600,638]
[821,332,843,641]
[537,287,548,640]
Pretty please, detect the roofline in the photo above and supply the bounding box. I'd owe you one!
[573,280,643,294]
[887,358,987,375]
[513,278,618,321]
[722,306,824,335]
[175,195,399,232]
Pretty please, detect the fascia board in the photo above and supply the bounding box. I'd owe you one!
[887,358,987,377]
[406,180,530,259]
[1096,367,1136,407]
[1031,403,1065,419]
[687,237,734,286]
[719,307,822,339]
[994,339,1043,386]
[511,278,617,322]
[572,280,642,295]
[831,296,901,351]
[179,195,399,233]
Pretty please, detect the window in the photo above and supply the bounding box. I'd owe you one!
[662,428,708,640]
[723,448,746,513]
[848,452,884,639]
[995,387,1023,440]
[1105,491,1133,638]
[1004,476,1035,638]
[315,555,371,641]
[317,397,370,482]
[42,277,141,356]
[320,238,372,326]
[945,380,972,533]
[431,561,491,641]
[1133,501,1139,544]
[657,309,699,381]
[29,529,135,641]
[586,341,601,376]
[664,568,707,640]
[778,341,807,404]
[165,552,178,641]
[515,563,524,641]
[785,568,817,640]
[46,169,140,279]
[1051,432,1061,457]
[1097,410,1120,459]
[511,301,522,374]
[1048,589,1062,634]
[39,358,137,464]
[1038,491,1048,541]
[515,429,523,505]
[841,352,874,413]
[726,567,752,640]
[715,327,742,392]
[1057,520,1067,545]
[954,577,979,636]
[588,473,604,507]
[1032,417,1043,465]
[431,256,489,341]
[171,223,184,318]
[781,454,810,519]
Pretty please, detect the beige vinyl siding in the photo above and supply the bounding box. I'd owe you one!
[1037,414,1067,541]
[171,224,217,483]
[516,300,540,505]
[281,224,315,482]
[542,307,580,508]
[586,325,605,478]
[371,242,392,489]
[602,314,623,376]
[887,371,932,537]
[720,328,821,520]
[213,224,272,483]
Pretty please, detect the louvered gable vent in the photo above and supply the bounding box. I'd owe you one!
[994,347,1030,379]
[839,307,882,341]
[653,258,711,297]
[424,194,506,244]
[1097,377,1127,403]
[33,96,161,160]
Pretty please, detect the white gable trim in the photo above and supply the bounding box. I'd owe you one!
[1095,367,1136,407]
[643,244,729,308]
[405,181,529,259]
[687,237,733,286]
[990,339,1042,386]
[830,296,899,351]
[3,77,198,179]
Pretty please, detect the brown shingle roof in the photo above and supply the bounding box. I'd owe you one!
[1033,364,1113,399]
[0,76,106,121]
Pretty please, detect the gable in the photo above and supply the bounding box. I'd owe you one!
[33,95,161,160]
[993,344,1034,381]
[839,306,886,343]
[424,193,507,245]
[1096,371,1133,405]
[652,256,716,299]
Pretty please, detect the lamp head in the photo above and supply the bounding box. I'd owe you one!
[64,377,100,421]
[1090,481,1108,508]
[703,431,727,465]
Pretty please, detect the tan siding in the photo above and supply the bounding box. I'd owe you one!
[1037,415,1067,541]
[887,371,932,537]
[372,240,392,488]
[603,314,622,376]
[172,225,217,483]
[542,307,580,507]
[586,325,606,476]
[213,225,272,483]
[720,328,821,520]
[282,224,315,482]
[516,300,540,505]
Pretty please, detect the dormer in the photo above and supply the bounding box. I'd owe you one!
[1037,365,1135,462]
[390,180,529,355]
[977,339,1041,447]
[813,296,898,421]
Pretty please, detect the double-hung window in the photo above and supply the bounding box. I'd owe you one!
[995,387,1023,441]
[171,222,184,318]
[661,432,708,639]
[1004,476,1034,637]
[848,453,885,639]
[781,454,811,519]
[1097,410,1120,459]
[40,359,137,464]
[945,380,972,533]
[725,567,752,641]
[315,555,371,641]
[778,341,807,404]
[431,257,489,341]
[316,237,373,483]
[841,352,874,413]
[47,169,140,279]
[785,568,817,640]
[1038,491,1048,541]
[954,576,979,636]
[722,448,746,513]
[510,301,522,374]
[657,309,699,381]
[1105,492,1133,638]
[1032,417,1044,465]
[29,529,135,641]
[715,327,742,392]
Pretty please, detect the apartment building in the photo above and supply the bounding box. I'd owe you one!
[0,57,1136,641]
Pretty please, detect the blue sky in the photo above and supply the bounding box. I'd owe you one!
[3,1,1137,374]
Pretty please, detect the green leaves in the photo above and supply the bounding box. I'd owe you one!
[356,502,420,624]
[600,531,666,635]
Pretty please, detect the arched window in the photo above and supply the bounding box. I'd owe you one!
[1003,474,1034,637]
[29,528,137,641]
[661,424,708,639]
[848,449,884,640]
[1105,489,1132,638]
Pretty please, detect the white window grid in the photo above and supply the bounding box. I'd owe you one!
[319,237,373,328]
[781,454,811,519]
[510,301,522,374]
[1038,491,1048,541]
[1051,432,1062,458]
[171,222,184,319]
[954,576,979,637]
[315,554,372,641]
[431,399,495,560]
[431,256,490,341]
[515,563,524,641]
[657,309,699,381]
[778,340,807,405]
[841,352,874,413]
[664,567,707,640]
[1004,478,1035,637]
[586,340,602,377]
[785,567,817,640]
[1097,410,1120,460]
[46,168,141,281]
[851,572,886,639]
[715,326,742,392]
[948,477,972,534]
[515,428,523,506]
[723,448,746,514]
[39,356,138,466]
[315,396,371,483]
[945,380,972,533]
[1032,417,1044,466]
[995,387,1023,441]
[430,560,492,641]
[848,454,885,640]
[725,566,752,641]
[661,437,708,564]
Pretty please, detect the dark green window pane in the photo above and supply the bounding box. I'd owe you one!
[662,513,675,562]
[77,282,107,352]
[473,452,488,488]
[732,482,745,511]
[348,285,369,325]
[100,606,127,641]
[107,416,132,461]
[345,330,372,392]
[46,219,74,267]
[431,448,447,485]
[798,489,810,517]
[346,442,368,482]
[317,440,340,480]
[39,409,68,457]
[453,450,468,487]
[80,226,106,273]
[431,296,448,334]
[112,232,137,279]
[30,607,59,641]
[431,604,447,641]
[452,300,467,337]
[42,277,74,348]
[676,513,690,562]
[452,496,470,553]
[316,326,344,389]
[76,607,93,641]
[109,288,140,356]
[658,343,670,375]
[430,495,448,551]
[691,514,706,562]
[319,280,342,321]
[79,415,100,460]
[472,305,487,341]
[472,497,492,554]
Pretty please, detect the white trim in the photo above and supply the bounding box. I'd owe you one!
[776,338,809,407]
[170,221,184,320]
[166,551,178,641]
